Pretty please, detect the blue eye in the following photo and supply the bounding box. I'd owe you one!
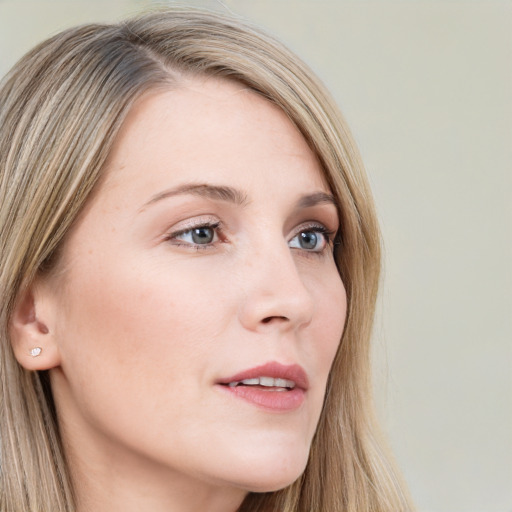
[297,231,319,250]
[289,227,331,252]
[189,226,215,244]
[172,223,220,246]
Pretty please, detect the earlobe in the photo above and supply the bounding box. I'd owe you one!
[9,283,61,371]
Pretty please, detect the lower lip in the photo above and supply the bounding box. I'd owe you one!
[218,385,306,412]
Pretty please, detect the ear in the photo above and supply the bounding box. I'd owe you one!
[9,280,61,371]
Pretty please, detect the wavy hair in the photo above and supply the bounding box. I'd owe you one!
[0,8,412,511]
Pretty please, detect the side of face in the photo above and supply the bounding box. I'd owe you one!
[10,78,347,495]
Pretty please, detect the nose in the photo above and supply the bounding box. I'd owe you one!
[237,240,315,333]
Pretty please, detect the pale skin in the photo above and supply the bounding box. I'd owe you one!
[11,78,347,511]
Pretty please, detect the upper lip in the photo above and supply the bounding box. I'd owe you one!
[217,361,309,390]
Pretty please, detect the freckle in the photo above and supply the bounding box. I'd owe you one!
[88,250,93,255]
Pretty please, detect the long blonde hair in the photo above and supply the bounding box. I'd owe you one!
[0,8,412,512]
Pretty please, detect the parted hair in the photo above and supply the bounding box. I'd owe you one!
[0,7,412,512]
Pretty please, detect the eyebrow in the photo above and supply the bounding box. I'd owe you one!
[140,183,249,211]
[139,183,337,212]
[295,191,337,209]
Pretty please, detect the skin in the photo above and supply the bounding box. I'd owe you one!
[13,77,347,512]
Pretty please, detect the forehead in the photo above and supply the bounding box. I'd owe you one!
[95,77,329,212]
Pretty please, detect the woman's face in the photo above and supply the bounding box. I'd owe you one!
[46,78,346,498]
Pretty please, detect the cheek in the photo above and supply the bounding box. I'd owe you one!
[296,268,346,435]
[60,261,220,359]
[326,281,347,357]
[52,256,233,454]
[306,268,347,371]
[54,253,224,402]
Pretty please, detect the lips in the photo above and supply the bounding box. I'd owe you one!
[216,362,308,412]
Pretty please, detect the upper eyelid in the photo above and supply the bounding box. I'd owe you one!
[292,208,339,229]
[166,215,220,233]
[169,220,333,237]
[172,222,220,236]
[290,221,336,238]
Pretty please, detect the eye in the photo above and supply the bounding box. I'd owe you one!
[168,221,221,247]
[288,225,333,252]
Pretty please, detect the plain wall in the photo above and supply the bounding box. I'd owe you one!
[1,1,510,511]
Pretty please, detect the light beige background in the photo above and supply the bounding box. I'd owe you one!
[1,1,510,511]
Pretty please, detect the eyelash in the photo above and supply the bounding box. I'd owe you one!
[165,220,337,255]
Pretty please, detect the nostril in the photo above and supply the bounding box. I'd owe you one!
[262,316,288,324]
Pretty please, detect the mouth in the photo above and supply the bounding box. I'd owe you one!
[216,362,308,412]
[226,376,296,391]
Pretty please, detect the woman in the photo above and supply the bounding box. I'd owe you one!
[0,7,412,512]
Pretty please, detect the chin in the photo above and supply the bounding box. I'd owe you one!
[240,473,303,494]
[225,451,309,493]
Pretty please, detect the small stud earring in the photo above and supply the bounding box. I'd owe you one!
[30,347,42,357]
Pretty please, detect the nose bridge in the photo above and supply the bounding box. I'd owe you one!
[238,229,314,331]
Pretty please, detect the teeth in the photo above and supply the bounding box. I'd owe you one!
[259,376,274,387]
[227,377,295,389]
[241,378,259,385]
